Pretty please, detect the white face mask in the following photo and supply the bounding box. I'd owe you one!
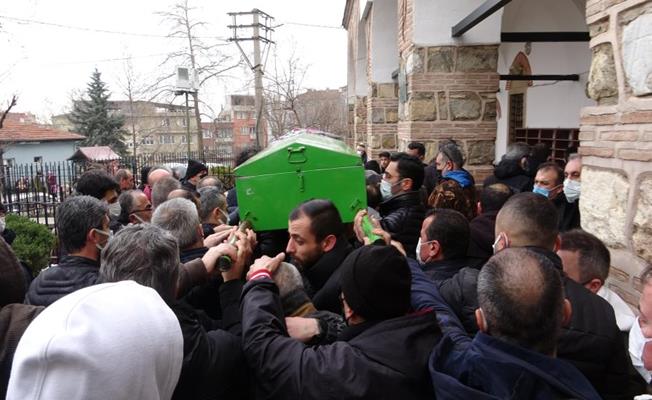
[629,318,652,383]
[416,238,435,264]
[0,216,5,233]
[563,179,581,203]
[380,179,403,201]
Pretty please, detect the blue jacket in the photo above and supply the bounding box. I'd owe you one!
[409,259,600,400]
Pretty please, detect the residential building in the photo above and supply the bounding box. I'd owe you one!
[216,95,261,151]
[343,0,652,307]
[1,113,84,165]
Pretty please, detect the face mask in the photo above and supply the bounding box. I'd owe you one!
[629,318,652,383]
[218,208,230,225]
[563,179,581,203]
[492,233,509,254]
[93,228,112,251]
[532,185,550,198]
[0,217,5,233]
[380,179,403,201]
[131,214,146,224]
[416,238,435,264]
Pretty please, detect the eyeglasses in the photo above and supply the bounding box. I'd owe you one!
[130,205,152,214]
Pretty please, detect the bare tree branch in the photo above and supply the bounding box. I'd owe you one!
[0,95,18,129]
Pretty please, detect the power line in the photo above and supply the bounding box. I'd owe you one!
[282,21,342,30]
[41,53,171,66]
[0,15,230,41]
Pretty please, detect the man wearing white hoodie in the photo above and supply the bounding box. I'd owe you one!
[7,281,183,400]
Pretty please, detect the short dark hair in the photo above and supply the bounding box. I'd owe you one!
[57,195,108,253]
[407,142,426,157]
[478,248,564,355]
[289,199,344,242]
[76,169,120,200]
[117,190,142,224]
[438,140,465,169]
[198,186,226,222]
[378,151,390,158]
[480,183,513,212]
[560,229,610,282]
[536,162,564,186]
[151,177,182,208]
[496,192,559,249]
[364,160,381,174]
[424,209,470,259]
[236,146,259,167]
[389,152,424,190]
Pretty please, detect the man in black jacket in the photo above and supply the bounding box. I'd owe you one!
[286,199,352,314]
[99,223,249,400]
[25,196,110,306]
[379,152,426,259]
[534,162,581,232]
[484,142,533,193]
[439,193,630,399]
[418,208,471,282]
[467,183,512,267]
[242,245,440,400]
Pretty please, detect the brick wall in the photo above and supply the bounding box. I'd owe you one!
[580,0,652,307]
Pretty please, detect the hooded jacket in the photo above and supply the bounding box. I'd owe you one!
[7,281,183,400]
[25,255,100,307]
[301,237,353,314]
[241,277,440,400]
[379,191,426,259]
[483,158,533,193]
[436,248,630,400]
[409,259,601,400]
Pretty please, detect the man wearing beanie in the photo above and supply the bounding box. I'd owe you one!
[241,245,440,399]
[181,159,208,193]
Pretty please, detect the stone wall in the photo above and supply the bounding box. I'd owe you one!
[397,45,498,182]
[367,83,399,157]
[580,0,652,307]
[353,96,367,146]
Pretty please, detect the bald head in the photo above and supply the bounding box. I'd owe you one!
[147,168,172,187]
[478,248,565,355]
[495,192,559,249]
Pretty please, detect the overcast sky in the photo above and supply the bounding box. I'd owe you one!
[0,0,347,122]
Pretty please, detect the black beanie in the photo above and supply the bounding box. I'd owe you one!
[340,245,411,321]
[185,159,207,180]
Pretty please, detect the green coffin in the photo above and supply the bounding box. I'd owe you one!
[235,132,366,231]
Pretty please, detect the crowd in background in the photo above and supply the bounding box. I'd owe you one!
[0,138,650,400]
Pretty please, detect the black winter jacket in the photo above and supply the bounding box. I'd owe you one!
[171,280,247,400]
[483,159,533,193]
[422,258,470,282]
[25,256,100,307]
[438,248,630,400]
[301,238,353,314]
[241,278,440,400]
[467,210,498,267]
[554,195,581,232]
[379,191,426,259]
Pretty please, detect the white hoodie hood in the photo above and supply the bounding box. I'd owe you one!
[7,281,183,400]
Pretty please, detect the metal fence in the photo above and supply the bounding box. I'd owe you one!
[1,151,236,227]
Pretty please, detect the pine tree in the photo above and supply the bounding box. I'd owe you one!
[70,69,127,155]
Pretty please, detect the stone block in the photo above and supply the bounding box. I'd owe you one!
[371,108,385,124]
[579,146,615,158]
[425,142,439,162]
[406,48,424,75]
[467,141,495,165]
[633,177,652,264]
[438,92,448,120]
[482,100,497,121]
[456,46,498,73]
[427,47,456,73]
[589,18,609,38]
[619,149,652,161]
[385,109,399,124]
[381,134,397,149]
[601,131,639,141]
[587,43,618,103]
[371,134,382,150]
[449,91,482,121]
[579,167,629,248]
[408,92,436,121]
[623,13,652,96]
[377,83,397,99]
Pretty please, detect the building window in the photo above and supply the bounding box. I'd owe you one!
[180,135,194,144]
[159,135,175,144]
[179,118,187,127]
[240,126,255,135]
[508,93,524,143]
[161,118,170,127]
[5,159,15,167]
[203,129,212,139]
[141,136,154,145]
[33,156,43,163]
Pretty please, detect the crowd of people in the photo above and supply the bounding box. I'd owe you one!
[0,138,650,400]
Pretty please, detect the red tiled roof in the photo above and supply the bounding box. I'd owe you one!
[68,146,120,161]
[0,113,85,142]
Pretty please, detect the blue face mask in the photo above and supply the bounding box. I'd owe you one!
[532,185,550,198]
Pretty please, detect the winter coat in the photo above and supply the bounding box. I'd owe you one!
[467,210,499,266]
[379,191,426,259]
[25,256,100,307]
[241,277,440,400]
[301,237,353,314]
[484,159,533,193]
[410,259,601,400]
[171,280,247,400]
[554,195,581,232]
[422,258,471,282]
[436,248,631,400]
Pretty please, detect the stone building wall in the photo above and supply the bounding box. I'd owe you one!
[580,0,652,306]
[367,83,399,157]
[397,45,498,181]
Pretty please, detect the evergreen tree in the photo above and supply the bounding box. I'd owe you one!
[70,69,127,155]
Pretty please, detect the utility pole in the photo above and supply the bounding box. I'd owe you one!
[228,9,274,149]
